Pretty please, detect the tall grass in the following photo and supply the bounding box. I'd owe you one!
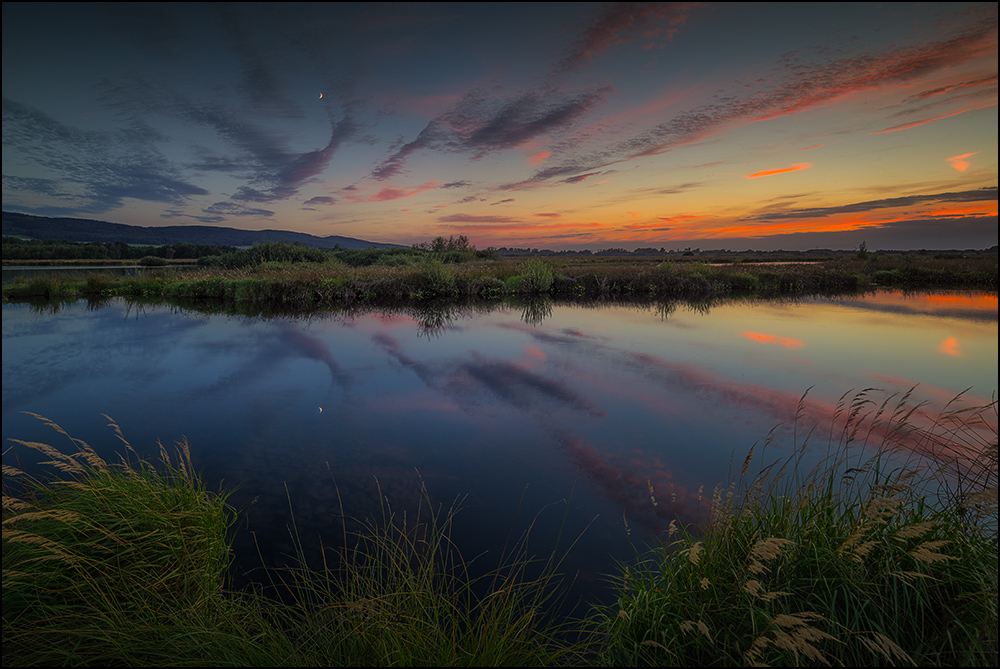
[2,415,593,666]
[271,479,595,666]
[1,414,293,666]
[4,254,995,308]
[599,390,998,666]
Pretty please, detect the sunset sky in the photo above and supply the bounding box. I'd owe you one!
[3,2,997,251]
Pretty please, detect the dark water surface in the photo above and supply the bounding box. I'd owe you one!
[3,291,997,608]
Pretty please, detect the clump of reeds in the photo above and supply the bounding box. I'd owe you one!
[2,414,595,666]
[599,389,998,667]
[271,478,595,666]
[1,414,295,666]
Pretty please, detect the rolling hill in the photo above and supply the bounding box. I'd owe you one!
[1,211,404,250]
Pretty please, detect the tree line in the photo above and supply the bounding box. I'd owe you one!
[2,236,236,261]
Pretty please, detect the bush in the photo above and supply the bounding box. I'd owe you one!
[213,241,333,269]
[516,259,554,294]
[419,259,456,297]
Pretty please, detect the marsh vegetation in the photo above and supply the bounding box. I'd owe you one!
[3,241,996,314]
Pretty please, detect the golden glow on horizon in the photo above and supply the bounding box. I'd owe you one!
[918,293,999,310]
[862,291,999,314]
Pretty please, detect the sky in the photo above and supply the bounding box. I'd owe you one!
[2,2,998,251]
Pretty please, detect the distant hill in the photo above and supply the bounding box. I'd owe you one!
[1,211,404,250]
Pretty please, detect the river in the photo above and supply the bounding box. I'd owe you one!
[3,290,996,608]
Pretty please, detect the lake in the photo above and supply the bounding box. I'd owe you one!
[3,290,997,608]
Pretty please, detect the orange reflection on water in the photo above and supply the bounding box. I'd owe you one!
[852,290,998,316]
[742,331,805,349]
[938,336,962,357]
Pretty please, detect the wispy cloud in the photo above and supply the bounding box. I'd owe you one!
[302,195,337,207]
[946,152,978,172]
[368,2,699,183]
[512,18,998,187]
[869,104,996,134]
[901,74,998,103]
[751,187,997,222]
[438,213,521,224]
[203,201,274,217]
[746,163,812,179]
[370,88,612,181]
[345,181,442,203]
[2,97,208,215]
[551,1,695,76]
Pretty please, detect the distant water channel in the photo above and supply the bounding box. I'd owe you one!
[3,290,997,608]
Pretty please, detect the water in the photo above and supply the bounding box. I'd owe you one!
[3,291,997,608]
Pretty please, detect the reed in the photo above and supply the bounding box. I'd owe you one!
[270,479,595,666]
[598,390,998,667]
[4,254,994,308]
[2,415,594,666]
[2,414,294,666]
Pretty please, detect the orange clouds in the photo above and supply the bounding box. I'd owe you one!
[745,163,812,179]
[528,151,551,165]
[344,181,442,203]
[947,152,977,172]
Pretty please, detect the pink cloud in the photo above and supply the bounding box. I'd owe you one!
[529,151,551,165]
[345,181,442,203]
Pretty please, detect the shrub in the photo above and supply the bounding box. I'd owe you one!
[419,258,456,297]
[517,259,554,294]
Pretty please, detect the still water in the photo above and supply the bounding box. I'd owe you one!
[3,291,997,604]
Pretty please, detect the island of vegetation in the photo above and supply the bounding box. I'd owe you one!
[3,234,997,316]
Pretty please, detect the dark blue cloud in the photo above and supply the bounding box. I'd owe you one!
[750,188,998,222]
[2,97,208,215]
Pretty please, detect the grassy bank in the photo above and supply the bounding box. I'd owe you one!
[3,391,997,666]
[598,391,998,666]
[3,253,997,310]
[2,415,592,666]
